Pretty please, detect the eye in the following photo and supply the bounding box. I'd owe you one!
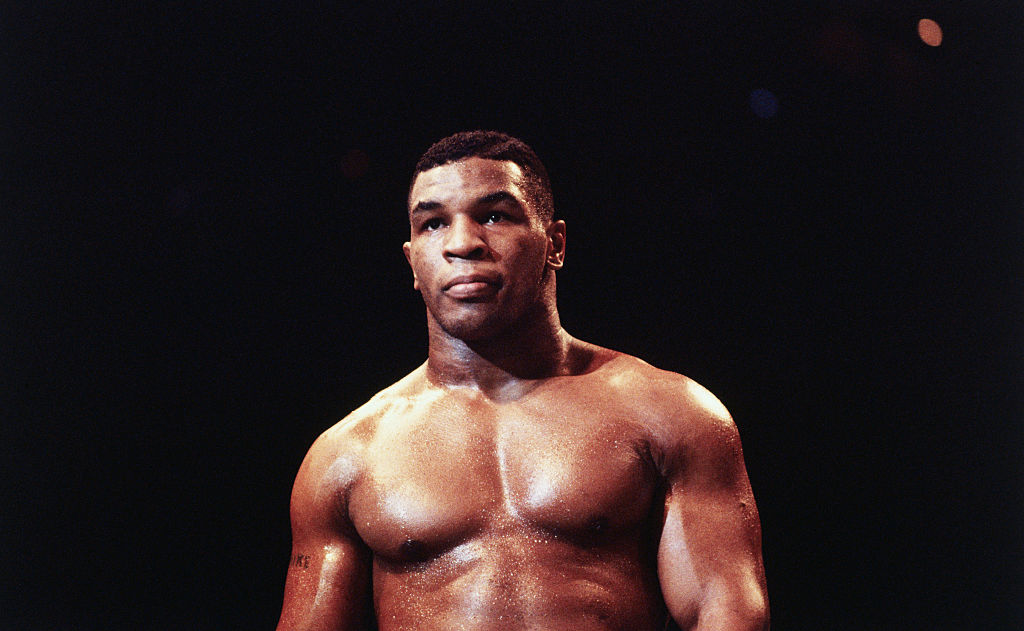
[422,217,443,231]
[483,212,505,224]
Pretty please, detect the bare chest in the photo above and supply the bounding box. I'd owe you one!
[347,395,658,560]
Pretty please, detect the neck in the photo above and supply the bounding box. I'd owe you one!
[424,300,575,399]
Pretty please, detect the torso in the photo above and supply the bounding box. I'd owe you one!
[322,351,685,630]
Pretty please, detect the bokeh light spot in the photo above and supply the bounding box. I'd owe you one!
[918,18,943,47]
[750,89,779,119]
[339,149,370,179]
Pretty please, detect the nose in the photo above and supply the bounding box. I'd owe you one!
[443,215,487,260]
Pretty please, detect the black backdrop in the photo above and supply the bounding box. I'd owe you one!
[4,3,1021,629]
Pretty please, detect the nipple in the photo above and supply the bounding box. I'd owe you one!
[400,539,428,561]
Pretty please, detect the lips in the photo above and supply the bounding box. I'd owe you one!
[443,273,501,299]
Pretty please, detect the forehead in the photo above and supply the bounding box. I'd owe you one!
[408,157,529,211]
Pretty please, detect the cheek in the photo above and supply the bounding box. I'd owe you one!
[511,237,551,275]
[408,251,433,289]
[410,242,434,268]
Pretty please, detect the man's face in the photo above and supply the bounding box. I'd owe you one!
[403,157,565,342]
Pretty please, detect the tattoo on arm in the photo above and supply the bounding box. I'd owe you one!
[291,553,311,569]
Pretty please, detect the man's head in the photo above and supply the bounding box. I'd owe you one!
[410,131,555,223]
[403,132,566,342]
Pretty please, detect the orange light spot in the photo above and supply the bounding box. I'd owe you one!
[918,18,943,47]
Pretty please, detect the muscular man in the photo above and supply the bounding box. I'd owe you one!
[276,131,768,630]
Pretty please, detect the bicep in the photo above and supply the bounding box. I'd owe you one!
[277,441,373,631]
[277,533,373,631]
[657,409,768,630]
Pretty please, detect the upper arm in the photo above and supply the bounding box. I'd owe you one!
[276,433,374,631]
[655,380,768,630]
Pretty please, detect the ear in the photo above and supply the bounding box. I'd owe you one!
[545,220,566,269]
[402,241,419,290]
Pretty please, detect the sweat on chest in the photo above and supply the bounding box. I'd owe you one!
[347,411,658,559]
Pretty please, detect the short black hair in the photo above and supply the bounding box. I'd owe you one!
[411,130,555,221]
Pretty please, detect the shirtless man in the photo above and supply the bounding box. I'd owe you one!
[276,131,768,630]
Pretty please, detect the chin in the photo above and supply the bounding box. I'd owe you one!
[424,284,547,343]
[425,298,521,342]
[435,311,512,342]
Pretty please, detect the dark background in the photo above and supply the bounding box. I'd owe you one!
[4,3,1021,629]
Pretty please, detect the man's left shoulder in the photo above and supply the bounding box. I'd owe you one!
[600,353,738,448]
[601,353,728,418]
[604,355,747,481]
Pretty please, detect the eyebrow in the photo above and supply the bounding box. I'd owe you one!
[477,191,519,206]
[410,200,443,215]
[410,191,520,215]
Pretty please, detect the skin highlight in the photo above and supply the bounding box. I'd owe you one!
[277,152,768,630]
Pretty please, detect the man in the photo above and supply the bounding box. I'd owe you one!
[276,131,768,630]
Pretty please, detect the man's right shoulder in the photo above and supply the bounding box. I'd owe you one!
[299,363,430,480]
[291,365,430,523]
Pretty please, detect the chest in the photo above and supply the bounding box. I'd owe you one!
[348,396,659,558]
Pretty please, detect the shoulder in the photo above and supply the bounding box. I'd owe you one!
[291,365,430,524]
[591,350,731,425]
[303,364,429,464]
[590,350,740,476]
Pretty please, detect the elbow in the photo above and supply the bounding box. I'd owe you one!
[734,584,769,631]
[742,599,770,631]
[703,600,768,631]
[699,579,769,631]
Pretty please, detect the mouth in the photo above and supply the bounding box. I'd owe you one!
[443,273,501,299]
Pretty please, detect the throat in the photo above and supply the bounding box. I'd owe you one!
[425,325,578,398]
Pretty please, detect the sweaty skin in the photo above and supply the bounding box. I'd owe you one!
[277,157,768,630]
